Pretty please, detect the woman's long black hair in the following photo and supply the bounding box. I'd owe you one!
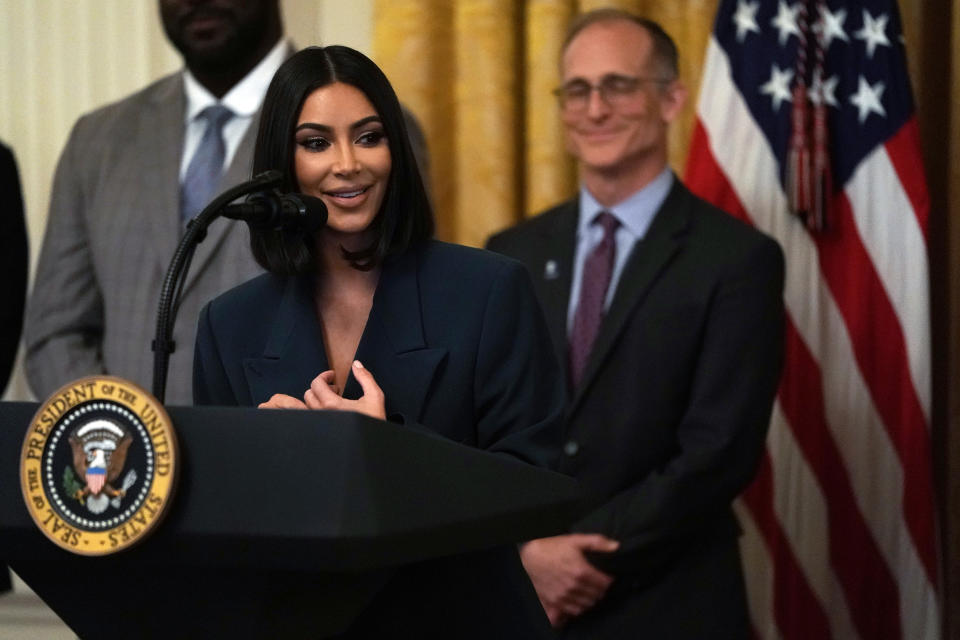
[250,45,434,274]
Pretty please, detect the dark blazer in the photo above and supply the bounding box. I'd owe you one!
[193,240,564,637]
[0,141,26,594]
[488,179,785,639]
[0,142,27,396]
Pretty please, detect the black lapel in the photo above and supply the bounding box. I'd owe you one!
[242,276,329,404]
[532,202,578,383]
[569,180,693,412]
[349,247,446,422]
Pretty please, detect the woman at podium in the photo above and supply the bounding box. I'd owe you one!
[192,46,563,637]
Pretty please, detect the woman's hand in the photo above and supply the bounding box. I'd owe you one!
[303,360,386,420]
[258,394,309,409]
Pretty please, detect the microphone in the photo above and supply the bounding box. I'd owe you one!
[222,191,327,233]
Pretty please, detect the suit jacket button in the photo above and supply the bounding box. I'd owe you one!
[563,441,579,457]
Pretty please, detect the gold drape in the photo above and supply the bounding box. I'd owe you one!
[452,0,521,243]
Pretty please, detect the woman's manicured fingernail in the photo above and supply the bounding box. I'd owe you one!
[353,360,364,369]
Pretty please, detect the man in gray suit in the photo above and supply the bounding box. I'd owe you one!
[26,0,287,404]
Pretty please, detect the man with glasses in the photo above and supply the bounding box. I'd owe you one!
[488,9,784,638]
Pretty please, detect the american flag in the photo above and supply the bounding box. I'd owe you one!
[684,1,939,638]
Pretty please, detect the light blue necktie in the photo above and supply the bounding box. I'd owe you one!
[180,104,234,223]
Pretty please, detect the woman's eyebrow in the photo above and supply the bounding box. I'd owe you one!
[350,115,382,129]
[295,122,331,133]
[294,115,382,134]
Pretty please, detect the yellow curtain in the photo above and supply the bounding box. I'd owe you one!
[374,0,716,247]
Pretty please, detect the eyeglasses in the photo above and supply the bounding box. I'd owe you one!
[553,74,672,112]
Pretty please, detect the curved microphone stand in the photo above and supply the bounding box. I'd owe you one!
[151,170,283,402]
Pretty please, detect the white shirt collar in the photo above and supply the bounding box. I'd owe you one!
[182,38,288,122]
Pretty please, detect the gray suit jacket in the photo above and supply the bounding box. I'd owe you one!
[25,72,264,405]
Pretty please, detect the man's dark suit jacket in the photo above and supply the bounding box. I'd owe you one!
[193,240,563,637]
[0,141,27,594]
[0,142,27,396]
[488,179,785,639]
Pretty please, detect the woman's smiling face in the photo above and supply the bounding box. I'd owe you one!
[293,82,392,243]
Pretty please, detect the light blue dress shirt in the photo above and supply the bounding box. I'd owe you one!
[567,168,674,334]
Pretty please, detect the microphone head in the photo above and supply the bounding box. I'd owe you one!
[282,193,328,233]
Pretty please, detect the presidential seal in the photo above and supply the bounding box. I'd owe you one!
[20,376,178,555]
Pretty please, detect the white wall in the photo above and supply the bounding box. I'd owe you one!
[0,0,372,401]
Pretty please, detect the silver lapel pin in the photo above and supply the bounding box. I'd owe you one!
[544,260,559,280]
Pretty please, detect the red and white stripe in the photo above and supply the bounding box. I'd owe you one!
[86,470,105,495]
[685,37,940,640]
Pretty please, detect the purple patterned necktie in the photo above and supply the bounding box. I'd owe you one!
[180,104,234,223]
[569,211,619,388]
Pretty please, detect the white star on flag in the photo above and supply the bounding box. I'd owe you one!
[771,1,802,46]
[760,64,794,111]
[810,70,839,107]
[854,10,891,58]
[849,75,887,122]
[732,0,761,42]
[815,6,849,50]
